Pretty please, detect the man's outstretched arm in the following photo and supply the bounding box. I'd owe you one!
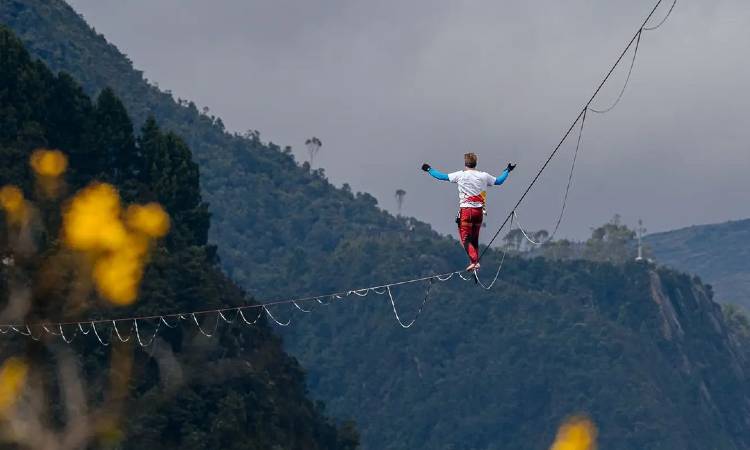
[494,163,516,185]
[422,163,450,181]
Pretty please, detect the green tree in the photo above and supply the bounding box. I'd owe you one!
[0,26,358,450]
[92,87,140,197]
[139,117,210,248]
[542,238,576,260]
[583,214,637,263]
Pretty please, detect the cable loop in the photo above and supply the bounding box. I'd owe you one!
[458,272,474,281]
[218,310,236,323]
[134,319,162,347]
[42,324,62,336]
[192,313,220,337]
[112,321,133,343]
[263,306,291,327]
[292,301,312,313]
[90,322,110,346]
[160,316,179,328]
[386,279,434,329]
[644,0,677,31]
[11,326,30,336]
[589,32,642,114]
[238,307,263,325]
[58,324,78,343]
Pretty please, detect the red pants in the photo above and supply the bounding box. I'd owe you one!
[458,207,483,265]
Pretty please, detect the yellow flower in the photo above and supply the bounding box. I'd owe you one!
[0,357,28,413]
[30,149,68,177]
[550,416,597,450]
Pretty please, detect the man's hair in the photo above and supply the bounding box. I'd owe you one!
[464,152,478,168]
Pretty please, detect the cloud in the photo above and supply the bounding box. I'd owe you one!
[67,0,750,238]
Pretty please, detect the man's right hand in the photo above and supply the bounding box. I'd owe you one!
[506,163,517,172]
[422,163,431,172]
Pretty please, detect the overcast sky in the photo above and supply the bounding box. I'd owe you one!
[66,0,749,239]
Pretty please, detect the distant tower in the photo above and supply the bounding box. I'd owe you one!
[305,137,322,167]
[395,189,406,216]
[636,218,646,261]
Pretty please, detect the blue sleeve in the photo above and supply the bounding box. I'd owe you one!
[494,169,510,185]
[428,168,450,181]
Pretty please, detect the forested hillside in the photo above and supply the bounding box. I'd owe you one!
[0,0,420,300]
[646,219,750,308]
[0,26,356,449]
[4,2,750,449]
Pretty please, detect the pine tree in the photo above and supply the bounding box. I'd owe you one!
[46,72,97,185]
[0,28,50,188]
[139,117,209,248]
[92,87,140,199]
[0,25,358,449]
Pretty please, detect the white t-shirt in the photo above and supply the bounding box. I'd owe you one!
[448,169,496,208]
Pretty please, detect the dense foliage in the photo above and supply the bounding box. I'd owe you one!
[0,0,429,300]
[4,2,750,449]
[645,219,750,307]
[0,26,357,449]
[510,214,643,264]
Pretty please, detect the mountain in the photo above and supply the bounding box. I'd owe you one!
[0,0,416,300]
[646,219,750,308]
[4,2,750,449]
[0,26,357,449]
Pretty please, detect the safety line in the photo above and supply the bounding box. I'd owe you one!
[0,269,478,346]
[589,31,641,114]
[510,105,587,247]
[385,279,434,329]
[475,240,509,291]
[0,268,470,331]
[644,0,677,31]
[479,0,669,261]
[0,269,460,330]
[513,211,544,246]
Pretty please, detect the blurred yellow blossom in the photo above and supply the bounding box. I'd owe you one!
[550,416,597,450]
[0,358,28,414]
[125,203,170,238]
[30,149,68,178]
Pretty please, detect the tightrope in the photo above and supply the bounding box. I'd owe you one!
[0,267,486,345]
[0,0,678,347]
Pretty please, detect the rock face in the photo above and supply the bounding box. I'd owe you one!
[645,218,750,307]
[649,271,685,340]
[651,269,750,447]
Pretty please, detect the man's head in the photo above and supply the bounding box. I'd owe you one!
[464,152,478,168]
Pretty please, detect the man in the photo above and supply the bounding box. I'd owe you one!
[422,153,516,272]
